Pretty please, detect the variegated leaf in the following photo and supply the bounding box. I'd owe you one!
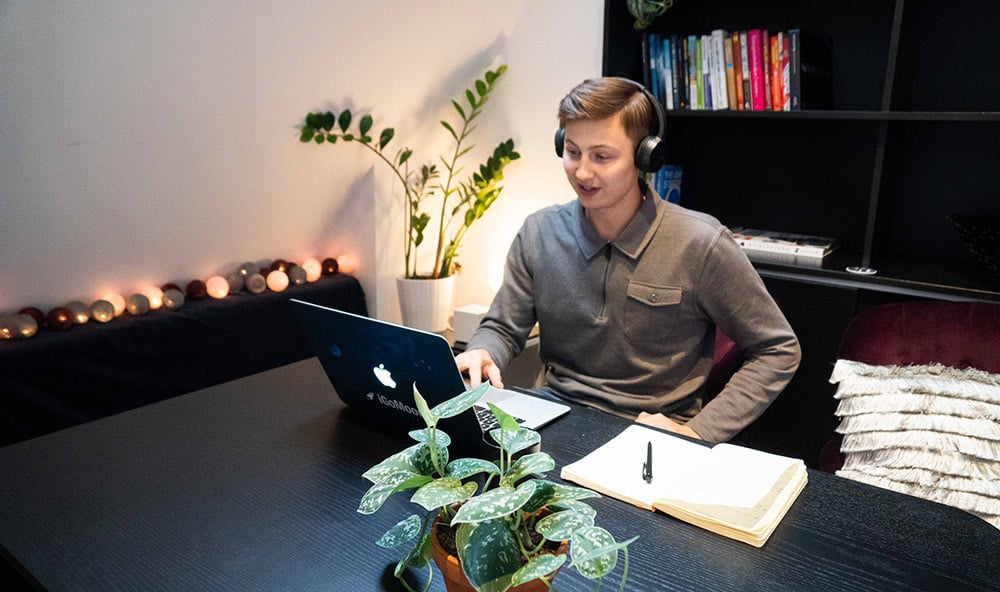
[570,528,638,579]
[535,510,594,541]
[408,428,451,447]
[504,452,554,484]
[488,425,539,455]
[510,552,566,587]
[413,384,435,427]
[431,382,489,419]
[451,481,537,525]
[357,473,432,515]
[461,519,520,588]
[411,477,477,511]
[521,479,557,513]
[376,514,423,548]
[361,444,421,483]
[547,482,602,504]
[447,457,500,480]
[549,499,598,519]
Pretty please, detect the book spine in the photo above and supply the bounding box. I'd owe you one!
[769,34,781,111]
[701,34,711,110]
[688,35,705,109]
[761,30,772,111]
[747,29,765,111]
[789,28,801,110]
[712,29,729,110]
[740,31,751,109]
[724,31,737,110]
[731,31,744,110]
[733,237,831,258]
[682,36,691,109]
[647,34,661,102]
[780,33,790,111]
[661,36,674,110]
[670,34,684,109]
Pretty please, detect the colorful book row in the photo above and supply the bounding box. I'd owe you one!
[643,29,832,112]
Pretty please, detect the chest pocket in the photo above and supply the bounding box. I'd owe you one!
[624,281,684,342]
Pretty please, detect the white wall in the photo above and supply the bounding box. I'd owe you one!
[0,1,604,321]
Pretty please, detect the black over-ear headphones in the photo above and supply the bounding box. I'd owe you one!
[554,78,667,173]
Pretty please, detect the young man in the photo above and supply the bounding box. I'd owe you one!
[456,77,801,443]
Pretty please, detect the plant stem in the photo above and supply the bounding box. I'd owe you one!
[354,140,418,277]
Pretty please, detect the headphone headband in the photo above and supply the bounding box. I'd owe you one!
[554,78,667,172]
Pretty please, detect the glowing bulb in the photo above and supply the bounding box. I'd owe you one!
[162,289,185,310]
[103,293,126,317]
[266,270,289,292]
[206,275,230,299]
[245,273,266,294]
[90,300,115,322]
[140,286,164,310]
[337,254,356,274]
[65,301,91,324]
[302,258,322,282]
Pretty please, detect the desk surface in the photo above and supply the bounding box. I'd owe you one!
[1,358,998,592]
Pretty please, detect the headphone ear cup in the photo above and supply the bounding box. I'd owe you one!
[635,135,665,172]
[554,128,565,158]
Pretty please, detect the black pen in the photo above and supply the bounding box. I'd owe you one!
[642,440,653,483]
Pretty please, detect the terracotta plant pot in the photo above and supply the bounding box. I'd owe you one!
[430,520,567,592]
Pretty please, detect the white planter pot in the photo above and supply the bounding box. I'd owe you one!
[396,275,455,333]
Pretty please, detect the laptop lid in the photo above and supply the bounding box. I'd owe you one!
[290,299,496,453]
[290,299,569,453]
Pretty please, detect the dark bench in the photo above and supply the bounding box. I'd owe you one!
[0,274,367,446]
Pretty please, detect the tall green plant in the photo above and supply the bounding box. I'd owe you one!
[300,66,520,279]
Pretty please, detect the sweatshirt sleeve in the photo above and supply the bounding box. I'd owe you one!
[464,231,538,370]
[686,229,802,443]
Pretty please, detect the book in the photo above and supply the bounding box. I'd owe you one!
[731,31,745,110]
[788,29,833,110]
[769,33,781,110]
[780,32,790,111]
[661,36,675,110]
[560,424,808,547]
[747,30,765,110]
[761,30,773,111]
[730,227,841,258]
[739,31,751,109]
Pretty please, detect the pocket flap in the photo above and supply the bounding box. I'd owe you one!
[626,281,682,307]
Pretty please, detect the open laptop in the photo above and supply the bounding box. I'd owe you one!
[289,299,570,454]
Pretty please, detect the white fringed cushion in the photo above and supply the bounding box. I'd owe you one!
[830,359,1000,529]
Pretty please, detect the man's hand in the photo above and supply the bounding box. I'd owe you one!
[635,412,702,439]
[455,348,504,389]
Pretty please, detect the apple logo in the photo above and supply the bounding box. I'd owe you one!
[373,363,396,388]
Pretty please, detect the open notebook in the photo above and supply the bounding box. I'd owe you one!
[561,424,807,547]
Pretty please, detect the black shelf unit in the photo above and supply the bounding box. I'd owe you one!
[604,0,1000,303]
[603,0,1000,465]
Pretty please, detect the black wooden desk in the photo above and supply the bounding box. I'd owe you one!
[1,358,997,591]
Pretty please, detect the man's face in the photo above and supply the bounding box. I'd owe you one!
[561,113,641,214]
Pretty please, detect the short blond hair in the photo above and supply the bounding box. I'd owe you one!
[557,77,653,148]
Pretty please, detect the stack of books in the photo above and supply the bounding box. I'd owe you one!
[643,28,832,112]
[730,227,841,260]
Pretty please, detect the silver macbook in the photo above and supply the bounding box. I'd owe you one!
[289,299,569,452]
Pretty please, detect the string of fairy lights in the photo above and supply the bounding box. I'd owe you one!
[0,256,347,340]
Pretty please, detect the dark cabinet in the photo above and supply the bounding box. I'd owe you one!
[604,0,1000,302]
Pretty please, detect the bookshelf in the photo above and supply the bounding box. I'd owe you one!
[603,0,1000,465]
[604,0,1000,303]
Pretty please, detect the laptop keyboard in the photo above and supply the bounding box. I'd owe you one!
[474,405,525,432]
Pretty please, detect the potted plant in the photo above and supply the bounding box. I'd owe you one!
[358,382,635,592]
[298,66,520,331]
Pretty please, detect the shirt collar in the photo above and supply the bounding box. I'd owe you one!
[573,186,666,261]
